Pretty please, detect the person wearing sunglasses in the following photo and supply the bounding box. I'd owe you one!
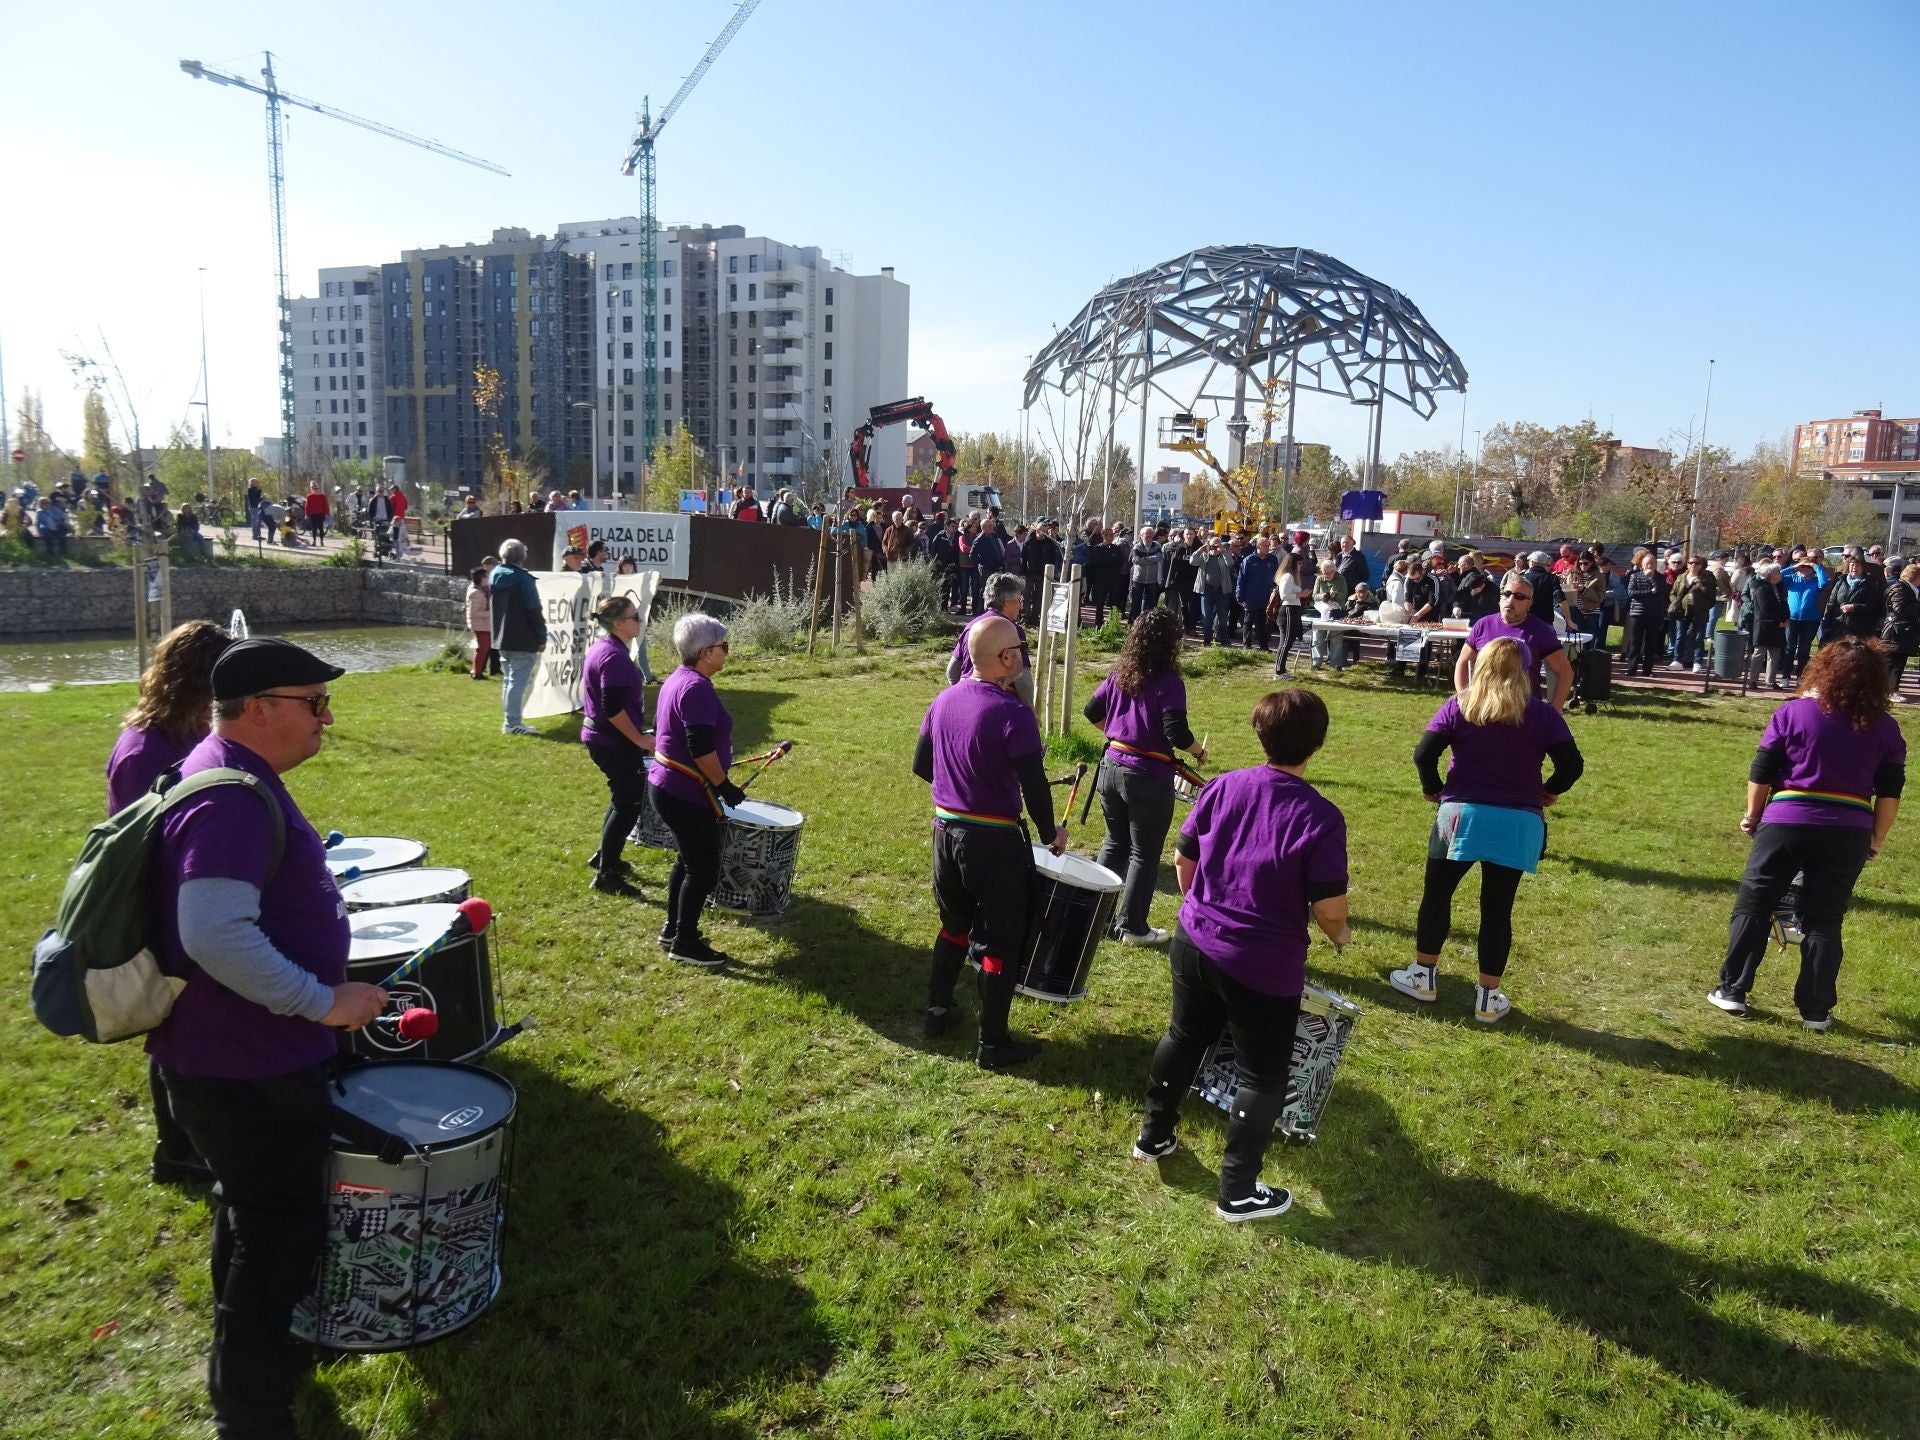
[649,614,743,968]
[1452,573,1574,711]
[144,638,391,1440]
[914,614,1066,1070]
[582,594,658,897]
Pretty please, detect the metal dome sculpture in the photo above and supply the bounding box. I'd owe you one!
[1023,244,1467,522]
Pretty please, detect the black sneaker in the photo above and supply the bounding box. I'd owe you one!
[1706,985,1749,1016]
[657,924,677,951]
[923,1005,961,1037]
[668,936,729,969]
[1216,1182,1293,1223]
[590,871,641,897]
[587,852,632,876]
[150,1147,214,1187]
[1131,1134,1177,1161]
[976,1037,1042,1070]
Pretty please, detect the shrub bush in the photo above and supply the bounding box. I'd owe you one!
[727,564,814,653]
[863,558,944,643]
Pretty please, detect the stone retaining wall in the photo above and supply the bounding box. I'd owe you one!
[0,564,467,635]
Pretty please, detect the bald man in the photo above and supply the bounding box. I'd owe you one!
[913,616,1065,1068]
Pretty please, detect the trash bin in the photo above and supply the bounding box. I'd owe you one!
[1712,627,1747,680]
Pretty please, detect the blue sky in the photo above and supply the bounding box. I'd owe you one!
[3,0,1916,477]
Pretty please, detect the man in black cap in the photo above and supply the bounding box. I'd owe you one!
[148,637,388,1440]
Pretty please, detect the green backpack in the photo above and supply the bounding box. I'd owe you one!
[31,768,285,1043]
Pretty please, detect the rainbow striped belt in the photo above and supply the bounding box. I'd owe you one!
[934,806,1020,829]
[1769,788,1873,813]
[653,752,723,816]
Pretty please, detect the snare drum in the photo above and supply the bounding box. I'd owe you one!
[326,836,427,878]
[1192,981,1361,1140]
[339,867,472,911]
[1016,848,1123,1002]
[629,760,680,852]
[346,903,499,1063]
[291,1061,514,1352]
[712,799,805,916]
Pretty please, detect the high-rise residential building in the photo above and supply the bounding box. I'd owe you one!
[289,266,385,475]
[557,218,909,497]
[1791,408,1920,475]
[379,228,594,497]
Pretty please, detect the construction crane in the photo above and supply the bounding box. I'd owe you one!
[621,0,762,472]
[179,53,509,484]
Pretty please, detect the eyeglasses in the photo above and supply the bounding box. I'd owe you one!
[1500,590,1529,599]
[704,640,731,654]
[256,691,331,717]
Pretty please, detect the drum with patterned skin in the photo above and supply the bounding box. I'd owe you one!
[1191,981,1362,1140]
[712,799,805,916]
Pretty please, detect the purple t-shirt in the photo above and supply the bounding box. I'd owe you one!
[1425,695,1574,812]
[145,735,348,1080]
[1762,697,1907,830]
[1093,668,1186,779]
[1178,767,1347,998]
[920,677,1043,821]
[649,665,733,806]
[1467,613,1563,697]
[106,723,205,815]
[580,635,647,749]
[951,611,1030,680]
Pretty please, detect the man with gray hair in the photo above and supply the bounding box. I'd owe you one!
[947,572,1035,708]
[489,538,548,735]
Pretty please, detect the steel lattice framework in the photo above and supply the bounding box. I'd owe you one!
[1022,244,1467,421]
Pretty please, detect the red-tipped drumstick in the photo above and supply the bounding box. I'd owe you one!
[374,898,493,989]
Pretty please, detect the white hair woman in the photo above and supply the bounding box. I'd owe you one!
[646,613,740,966]
[1392,637,1584,1022]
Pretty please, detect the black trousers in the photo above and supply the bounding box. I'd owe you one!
[588,741,650,871]
[1243,601,1274,651]
[1415,856,1525,976]
[929,822,1033,1046]
[1141,926,1299,1202]
[161,1063,333,1440]
[1627,612,1663,675]
[150,1055,203,1167]
[654,785,722,941]
[1094,761,1175,934]
[1721,822,1872,1019]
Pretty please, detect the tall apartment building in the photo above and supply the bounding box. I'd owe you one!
[1792,408,1920,475]
[289,266,385,473]
[557,218,909,497]
[379,228,594,496]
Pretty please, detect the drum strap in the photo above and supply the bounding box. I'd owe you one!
[1105,740,1206,791]
[654,753,724,816]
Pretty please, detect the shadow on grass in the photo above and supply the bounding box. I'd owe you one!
[1290,1087,1920,1439]
[334,1058,832,1440]
[1559,853,1920,923]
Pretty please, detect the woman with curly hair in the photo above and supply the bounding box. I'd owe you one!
[1083,606,1207,944]
[106,620,233,815]
[1709,636,1905,1028]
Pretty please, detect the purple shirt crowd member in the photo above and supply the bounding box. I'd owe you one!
[1082,607,1206,942]
[1454,570,1572,710]
[104,619,233,1187]
[1398,637,1584,1026]
[580,594,658,896]
[1714,637,1906,1027]
[144,638,389,1440]
[947,571,1034,708]
[1136,689,1350,1225]
[647,613,741,968]
[913,614,1062,1070]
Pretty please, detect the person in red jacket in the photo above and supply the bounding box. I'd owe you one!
[386,483,410,558]
[301,483,330,545]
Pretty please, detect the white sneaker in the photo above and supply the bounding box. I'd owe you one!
[1801,1014,1833,1032]
[504,723,539,736]
[1114,926,1170,947]
[1474,985,1512,1023]
[1390,963,1437,1002]
[1691,664,1705,674]
[1667,662,1684,671]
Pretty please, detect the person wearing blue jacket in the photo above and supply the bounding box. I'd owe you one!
[1235,536,1280,653]
[489,538,549,735]
[1782,549,1828,684]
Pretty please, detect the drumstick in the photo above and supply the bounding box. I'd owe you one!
[373,898,494,989]
[740,739,796,791]
[727,742,792,770]
[1059,762,1087,841]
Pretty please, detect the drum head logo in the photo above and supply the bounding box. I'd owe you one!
[439,1105,484,1130]
[365,983,435,1054]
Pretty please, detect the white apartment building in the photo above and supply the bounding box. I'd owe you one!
[556,217,909,497]
[289,266,386,472]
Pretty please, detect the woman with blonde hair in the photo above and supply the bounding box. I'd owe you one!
[1390,636,1584,1022]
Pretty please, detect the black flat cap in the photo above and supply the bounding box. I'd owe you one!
[211,637,345,700]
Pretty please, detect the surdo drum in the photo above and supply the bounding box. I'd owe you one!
[291,1061,514,1351]
[326,836,427,878]
[339,867,473,912]
[1016,848,1123,1002]
[712,799,805,916]
[628,760,680,852]
[345,903,500,1062]
[1192,981,1362,1140]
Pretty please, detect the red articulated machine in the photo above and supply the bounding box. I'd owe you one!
[846,396,982,516]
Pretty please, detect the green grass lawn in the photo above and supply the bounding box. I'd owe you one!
[3,643,1918,1438]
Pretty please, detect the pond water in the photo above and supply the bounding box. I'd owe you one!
[0,622,458,692]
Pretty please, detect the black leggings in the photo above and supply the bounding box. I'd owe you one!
[589,741,650,871]
[1415,856,1525,976]
[1721,822,1871,1018]
[652,785,722,941]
